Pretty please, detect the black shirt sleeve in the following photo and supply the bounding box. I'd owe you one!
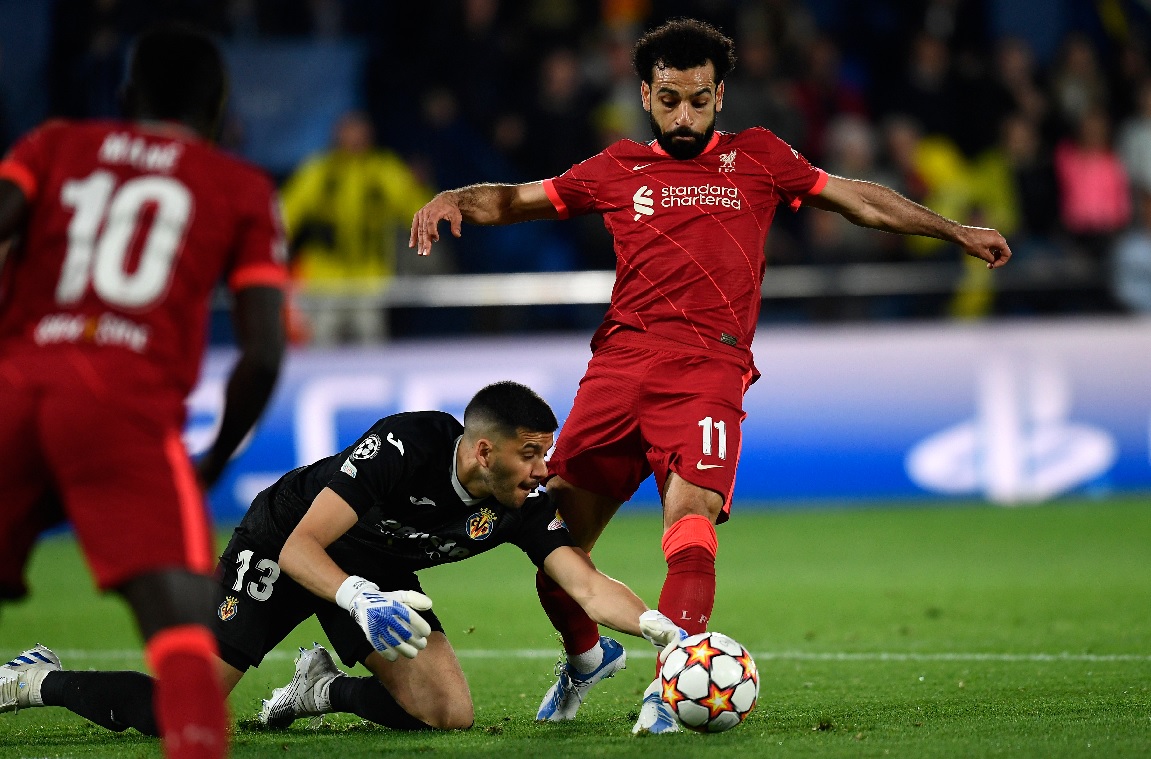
[510,492,576,569]
[325,423,410,516]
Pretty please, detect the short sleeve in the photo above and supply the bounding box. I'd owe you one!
[325,428,407,517]
[0,121,66,203]
[748,128,827,210]
[511,494,576,568]
[226,172,289,291]
[543,150,616,219]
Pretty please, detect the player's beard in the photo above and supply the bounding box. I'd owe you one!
[651,113,716,160]
[484,457,536,508]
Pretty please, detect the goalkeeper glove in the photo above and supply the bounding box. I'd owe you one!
[638,609,688,662]
[336,576,433,661]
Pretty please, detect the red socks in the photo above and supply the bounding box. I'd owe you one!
[536,568,602,656]
[658,514,717,635]
[146,625,228,759]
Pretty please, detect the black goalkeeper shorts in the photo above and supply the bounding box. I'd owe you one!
[212,531,444,672]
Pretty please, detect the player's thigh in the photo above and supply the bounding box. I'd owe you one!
[39,384,213,589]
[214,534,319,672]
[640,354,751,515]
[0,369,55,599]
[548,344,651,503]
[546,476,621,551]
[362,633,473,729]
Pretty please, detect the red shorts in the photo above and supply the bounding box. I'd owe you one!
[548,329,753,523]
[0,348,213,598]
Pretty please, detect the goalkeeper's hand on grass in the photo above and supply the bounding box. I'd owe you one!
[639,610,688,662]
[336,576,433,661]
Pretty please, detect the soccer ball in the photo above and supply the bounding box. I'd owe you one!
[659,631,759,732]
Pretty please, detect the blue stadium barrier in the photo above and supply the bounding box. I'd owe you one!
[192,319,1151,520]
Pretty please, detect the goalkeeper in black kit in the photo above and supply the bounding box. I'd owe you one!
[0,382,685,733]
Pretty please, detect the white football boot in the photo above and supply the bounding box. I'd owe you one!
[536,636,626,721]
[259,643,346,727]
[631,677,680,734]
[0,644,61,713]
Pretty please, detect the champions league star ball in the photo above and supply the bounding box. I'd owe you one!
[659,631,759,733]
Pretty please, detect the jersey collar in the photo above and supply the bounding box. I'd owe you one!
[649,131,722,158]
[451,436,484,506]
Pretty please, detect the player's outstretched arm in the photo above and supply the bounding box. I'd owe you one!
[409,181,559,256]
[195,285,285,488]
[542,546,682,643]
[806,174,1013,269]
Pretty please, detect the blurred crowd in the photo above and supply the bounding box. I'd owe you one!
[10,0,1151,339]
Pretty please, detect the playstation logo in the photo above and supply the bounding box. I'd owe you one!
[906,357,1116,505]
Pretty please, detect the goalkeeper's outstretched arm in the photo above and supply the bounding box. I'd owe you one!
[542,546,681,647]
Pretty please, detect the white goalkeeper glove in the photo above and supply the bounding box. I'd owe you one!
[335,576,433,662]
[639,609,688,663]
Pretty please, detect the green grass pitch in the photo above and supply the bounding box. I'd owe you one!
[1,498,1149,757]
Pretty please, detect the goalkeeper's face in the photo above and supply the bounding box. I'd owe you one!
[480,428,553,508]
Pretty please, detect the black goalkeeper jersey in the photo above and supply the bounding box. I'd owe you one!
[233,411,573,575]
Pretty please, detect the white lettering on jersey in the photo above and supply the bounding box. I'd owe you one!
[98,133,183,173]
[33,312,149,352]
[386,432,405,455]
[660,184,741,210]
[632,186,655,220]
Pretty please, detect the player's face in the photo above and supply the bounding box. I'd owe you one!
[481,428,553,508]
[642,62,724,160]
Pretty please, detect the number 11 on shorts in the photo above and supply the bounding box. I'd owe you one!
[698,416,727,460]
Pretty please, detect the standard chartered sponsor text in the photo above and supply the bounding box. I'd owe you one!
[661,184,741,209]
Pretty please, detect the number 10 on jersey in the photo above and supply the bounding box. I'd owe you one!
[58,169,191,309]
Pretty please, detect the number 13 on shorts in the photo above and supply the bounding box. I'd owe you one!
[698,416,727,460]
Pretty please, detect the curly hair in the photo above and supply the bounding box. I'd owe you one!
[633,18,736,84]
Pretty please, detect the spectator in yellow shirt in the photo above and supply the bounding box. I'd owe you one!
[282,111,434,344]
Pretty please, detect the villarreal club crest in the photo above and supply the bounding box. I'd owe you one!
[466,507,497,540]
[218,595,240,622]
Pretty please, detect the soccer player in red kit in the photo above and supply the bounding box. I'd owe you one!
[411,18,1011,733]
[0,25,287,759]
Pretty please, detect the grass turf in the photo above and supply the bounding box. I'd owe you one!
[1,497,1149,757]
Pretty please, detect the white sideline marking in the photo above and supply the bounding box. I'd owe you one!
[51,648,1151,664]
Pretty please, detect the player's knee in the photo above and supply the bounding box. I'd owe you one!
[662,475,724,525]
[393,680,473,730]
[423,699,473,730]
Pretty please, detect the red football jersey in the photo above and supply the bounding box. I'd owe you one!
[543,128,826,362]
[0,120,287,395]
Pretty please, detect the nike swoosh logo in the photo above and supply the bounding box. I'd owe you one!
[409,496,436,506]
[696,461,724,470]
[632,163,654,170]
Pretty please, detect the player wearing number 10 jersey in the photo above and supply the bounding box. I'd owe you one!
[412,18,1012,734]
[0,25,286,759]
